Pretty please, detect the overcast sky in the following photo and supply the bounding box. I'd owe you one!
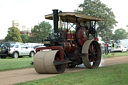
[0,0,128,39]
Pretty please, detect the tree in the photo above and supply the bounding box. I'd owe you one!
[75,0,117,42]
[21,34,29,43]
[126,25,128,38]
[112,28,127,41]
[5,27,22,42]
[29,21,52,43]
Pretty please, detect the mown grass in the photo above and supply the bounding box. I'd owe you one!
[15,63,128,85]
[0,56,33,71]
[102,51,128,58]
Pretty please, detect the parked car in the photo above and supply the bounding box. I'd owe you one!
[25,43,45,50]
[0,42,35,58]
[0,43,2,47]
[113,45,127,52]
[33,45,45,50]
[108,45,111,53]
[125,46,128,51]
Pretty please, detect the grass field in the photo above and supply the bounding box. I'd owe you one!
[102,52,128,58]
[0,56,33,71]
[15,63,128,85]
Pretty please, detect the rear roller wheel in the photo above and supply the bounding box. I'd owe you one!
[34,50,66,74]
[82,40,101,68]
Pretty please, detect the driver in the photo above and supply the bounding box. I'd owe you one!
[83,21,89,33]
[76,22,81,32]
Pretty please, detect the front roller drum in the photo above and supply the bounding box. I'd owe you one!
[34,50,66,74]
[82,40,101,68]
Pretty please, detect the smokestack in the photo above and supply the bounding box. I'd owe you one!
[53,9,58,33]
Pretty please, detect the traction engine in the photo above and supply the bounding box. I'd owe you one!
[34,9,103,74]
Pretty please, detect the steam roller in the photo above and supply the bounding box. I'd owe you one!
[34,9,104,74]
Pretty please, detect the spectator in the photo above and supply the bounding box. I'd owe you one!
[111,41,115,55]
[105,42,108,55]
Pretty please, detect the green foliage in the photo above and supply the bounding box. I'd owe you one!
[75,0,117,42]
[21,34,29,43]
[29,21,52,43]
[15,63,128,85]
[5,27,22,42]
[112,28,127,42]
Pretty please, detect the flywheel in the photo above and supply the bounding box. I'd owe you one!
[76,27,88,46]
[34,50,66,74]
[82,40,101,68]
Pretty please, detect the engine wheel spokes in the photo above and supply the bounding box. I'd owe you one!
[89,43,97,62]
[82,40,101,69]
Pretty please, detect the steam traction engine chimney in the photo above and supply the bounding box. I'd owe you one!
[53,9,59,33]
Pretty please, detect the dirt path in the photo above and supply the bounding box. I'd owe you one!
[0,56,128,85]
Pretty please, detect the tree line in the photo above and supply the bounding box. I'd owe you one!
[5,21,52,43]
[4,0,128,43]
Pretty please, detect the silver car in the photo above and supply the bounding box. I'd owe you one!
[0,42,35,58]
[113,45,127,52]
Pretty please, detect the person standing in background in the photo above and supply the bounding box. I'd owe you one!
[105,42,108,55]
[111,40,115,55]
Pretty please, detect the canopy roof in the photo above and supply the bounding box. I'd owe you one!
[45,12,105,23]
